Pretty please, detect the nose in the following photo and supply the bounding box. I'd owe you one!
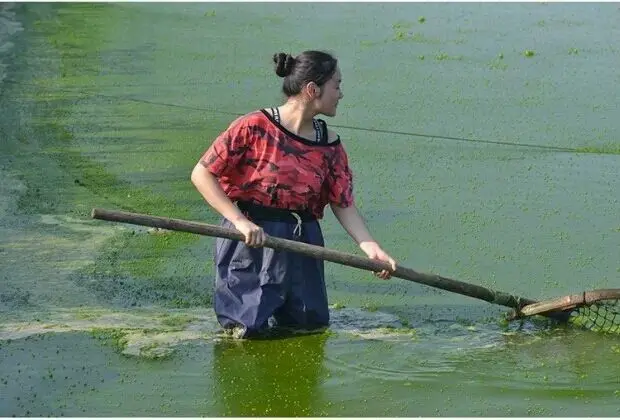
[339,90,344,100]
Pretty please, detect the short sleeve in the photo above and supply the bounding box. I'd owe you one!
[324,143,355,207]
[200,116,250,178]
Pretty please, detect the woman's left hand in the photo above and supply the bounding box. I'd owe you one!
[359,241,397,280]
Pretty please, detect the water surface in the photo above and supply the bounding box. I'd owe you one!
[1,2,619,416]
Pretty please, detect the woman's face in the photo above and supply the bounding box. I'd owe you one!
[315,66,343,117]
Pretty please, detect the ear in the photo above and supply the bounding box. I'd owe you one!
[304,81,321,99]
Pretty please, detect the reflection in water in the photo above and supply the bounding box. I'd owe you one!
[211,332,329,417]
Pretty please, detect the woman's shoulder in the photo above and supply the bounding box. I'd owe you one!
[314,118,341,145]
[326,127,340,144]
[226,110,268,130]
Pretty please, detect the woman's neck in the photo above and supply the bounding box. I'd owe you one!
[277,100,317,136]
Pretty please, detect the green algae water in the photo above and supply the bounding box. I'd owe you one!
[1,2,619,416]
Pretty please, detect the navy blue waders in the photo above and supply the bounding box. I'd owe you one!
[213,201,330,338]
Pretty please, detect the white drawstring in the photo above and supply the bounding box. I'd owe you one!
[291,212,302,237]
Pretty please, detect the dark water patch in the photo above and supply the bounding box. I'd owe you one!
[71,227,213,309]
[0,3,24,94]
[0,331,220,416]
[72,270,212,310]
[0,332,124,416]
[0,287,32,310]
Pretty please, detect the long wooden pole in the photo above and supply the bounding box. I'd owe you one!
[91,208,537,310]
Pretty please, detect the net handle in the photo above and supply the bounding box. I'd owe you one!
[91,208,536,309]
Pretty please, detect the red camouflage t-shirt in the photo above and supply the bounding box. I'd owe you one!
[200,109,354,219]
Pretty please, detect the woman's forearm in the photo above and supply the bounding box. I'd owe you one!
[190,163,246,224]
[330,203,377,245]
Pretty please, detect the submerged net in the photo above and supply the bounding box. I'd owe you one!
[567,298,620,334]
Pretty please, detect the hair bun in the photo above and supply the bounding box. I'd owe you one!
[273,52,295,77]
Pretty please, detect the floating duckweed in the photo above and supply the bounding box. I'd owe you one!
[160,314,196,329]
[361,304,379,312]
[392,21,413,30]
[489,58,508,70]
[204,10,216,17]
[418,16,426,23]
[377,326,417,335]
[434,52,463,61]
[568,47,579,55]
[73,308,99,321]
[418,55,425,60]
[265,15,284,24]
[139,343,176,360]
[90,328,129,353]
[524,49,536,57]
[574,145,620,155]
[391,30,439,44]
[394,30,407,41]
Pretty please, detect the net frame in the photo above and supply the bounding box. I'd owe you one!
[511,289,620,334]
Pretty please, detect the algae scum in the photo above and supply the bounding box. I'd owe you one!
[2,2,620,417]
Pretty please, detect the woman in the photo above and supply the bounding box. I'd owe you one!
[191,50,397,339]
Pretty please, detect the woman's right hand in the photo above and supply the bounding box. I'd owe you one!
[232,217,266,247]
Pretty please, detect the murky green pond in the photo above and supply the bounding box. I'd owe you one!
[1,2,619,416]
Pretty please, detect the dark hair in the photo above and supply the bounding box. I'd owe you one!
[272,50,338,97]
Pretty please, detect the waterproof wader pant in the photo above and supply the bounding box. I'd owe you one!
[213,204,329,338]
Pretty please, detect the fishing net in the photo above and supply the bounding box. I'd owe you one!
[511,289,620,334]
[567,299,620,334]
